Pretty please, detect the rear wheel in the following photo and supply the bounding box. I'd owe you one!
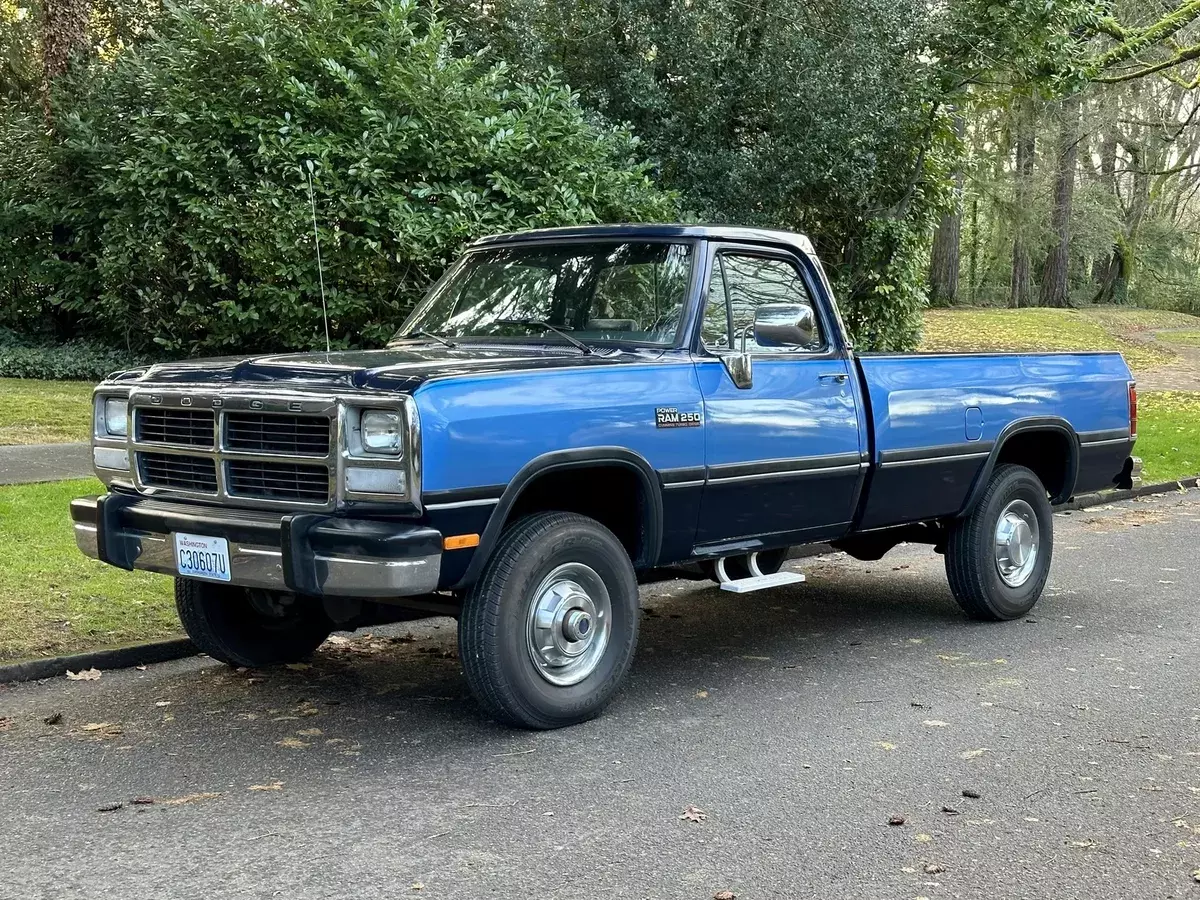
[175,579,333,667]
[945,464,1053,621]
[458,512,639,729]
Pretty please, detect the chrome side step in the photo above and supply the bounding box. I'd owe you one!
[720,571,806,593]
[714,552,806,594]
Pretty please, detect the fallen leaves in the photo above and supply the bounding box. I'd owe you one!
[158,792,221,806]
[922,720,948,728]
[0,716,12,731]
[680,805,708,823]
[276,737,310,749]
[80,722,123,739]
[875,741,898,751]
[960,749,988,760]
[1192,869,1200,883]
[66,668,101,681]
[713,892,736,900]
[97,792,219,812]
[961,788,982,799]
[924,862,946,874]
[43,712,62,725]
[888,815,906,826]
[249,781,284,792]
[695,690,709,699]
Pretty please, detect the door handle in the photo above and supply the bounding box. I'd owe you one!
[819,372,848,384]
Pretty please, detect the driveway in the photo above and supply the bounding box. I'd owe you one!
[2,490,1199,899]
[0,443,91,485]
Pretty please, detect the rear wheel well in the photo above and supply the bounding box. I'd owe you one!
[504,465,651,567]
[992,429,1074,502]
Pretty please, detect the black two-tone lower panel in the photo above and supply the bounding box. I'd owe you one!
[1075,429,1135,494]
[421,485,505,586]
[857,442,992,531]
[693,453,866,548]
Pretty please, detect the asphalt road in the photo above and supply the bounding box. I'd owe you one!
[0,443,91,485]
[3,490,1200,900]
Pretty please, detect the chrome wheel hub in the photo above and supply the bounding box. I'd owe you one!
[526,563,612,686]
[994,499,1040,587]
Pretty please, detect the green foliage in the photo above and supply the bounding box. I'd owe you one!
[0,328,145,380]
[1,0,675,354]
[443,0,960,350]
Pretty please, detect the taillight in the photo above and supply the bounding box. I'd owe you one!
[1129,382,1138,439]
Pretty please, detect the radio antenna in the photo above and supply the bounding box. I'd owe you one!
[304,162,332,356]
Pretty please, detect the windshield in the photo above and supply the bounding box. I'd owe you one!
[393,241,695,348]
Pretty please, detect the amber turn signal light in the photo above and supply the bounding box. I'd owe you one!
[443,533,481,551]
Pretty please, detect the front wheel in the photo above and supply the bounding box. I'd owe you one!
[458,512,640,729]
[945,464,1054,621]
[175,579,333,667]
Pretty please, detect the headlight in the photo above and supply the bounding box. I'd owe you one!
[103,398,128,437]
[360,410,402,455]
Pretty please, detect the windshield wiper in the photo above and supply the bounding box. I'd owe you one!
[406,329,457,349]
[495,319,593,355]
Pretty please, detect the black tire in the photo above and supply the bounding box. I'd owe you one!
[175,579,333,667]
[458,512,640,730]
[945,464,1054,621]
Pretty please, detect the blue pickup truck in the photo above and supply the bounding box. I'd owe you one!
[73,225,1136,728]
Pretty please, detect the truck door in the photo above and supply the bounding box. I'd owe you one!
[693,244,866,548]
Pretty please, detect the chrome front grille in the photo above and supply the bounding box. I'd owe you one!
[139,452,218,493]
[136,409,215,448]
[225,413,330,457]
[111,387,419,513]
[128,390,337,510]
[227,459,330,503]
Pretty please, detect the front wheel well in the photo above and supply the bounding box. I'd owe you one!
[990,429,1075,503]
[503,464,653,567]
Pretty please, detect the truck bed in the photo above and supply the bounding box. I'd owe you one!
[854,350,1135,530]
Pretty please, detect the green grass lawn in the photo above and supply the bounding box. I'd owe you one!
[0,378,94,445]
[1136,391,1200,484]
[1154,329,1200,347]
[0,478,178,662]
[920,308,1175,373]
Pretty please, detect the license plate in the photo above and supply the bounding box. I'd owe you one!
[174,533,232,582]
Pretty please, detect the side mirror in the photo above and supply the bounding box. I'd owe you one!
[753,303,815,349]
[721,352,752,390]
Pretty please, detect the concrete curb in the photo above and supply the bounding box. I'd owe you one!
[1,476,1195,685]
[0,638,197,684]
[1056,476,1200,512]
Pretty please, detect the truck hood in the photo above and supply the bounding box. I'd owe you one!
[113,343,662,394]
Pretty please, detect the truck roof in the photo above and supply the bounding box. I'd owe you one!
[469,224,817,257]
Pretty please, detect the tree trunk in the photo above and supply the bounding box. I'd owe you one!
[968,193,980,304]
[39,0,92,123]
[929,114,965,306]
[1091,134,1118,289]
[1039,94,1080,308]
[1010,98,1036,308]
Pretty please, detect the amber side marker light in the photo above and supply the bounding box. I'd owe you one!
[443,534,481,551]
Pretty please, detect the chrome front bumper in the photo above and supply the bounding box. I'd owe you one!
[71,494,442,598]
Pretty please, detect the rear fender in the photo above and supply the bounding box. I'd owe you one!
[958,416,1079,514]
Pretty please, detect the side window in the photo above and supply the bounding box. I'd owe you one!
[701,258,733,349]
[703,252,822,353]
